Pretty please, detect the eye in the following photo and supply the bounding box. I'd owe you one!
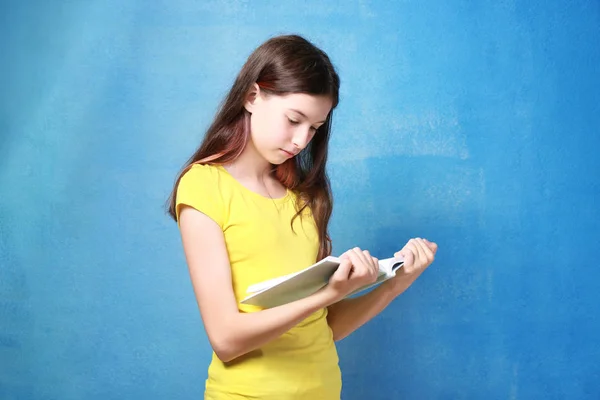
[287,117,299,125]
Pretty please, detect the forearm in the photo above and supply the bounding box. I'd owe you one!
[211,289,333,362]
[326,281,399,341]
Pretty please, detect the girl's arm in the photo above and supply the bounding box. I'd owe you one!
[326,238,438,341]
[326,282,397,341]
[178,206,379,363]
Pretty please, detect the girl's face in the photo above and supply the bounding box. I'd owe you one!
[244,86,332,165]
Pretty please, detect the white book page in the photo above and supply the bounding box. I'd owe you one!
[245,256,341,294]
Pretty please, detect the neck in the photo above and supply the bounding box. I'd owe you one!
[225,140,273,181]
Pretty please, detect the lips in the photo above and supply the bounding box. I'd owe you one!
[280,149,296,157]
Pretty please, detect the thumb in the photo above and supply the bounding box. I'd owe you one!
[331,258,352,282]
[402,249,415,267]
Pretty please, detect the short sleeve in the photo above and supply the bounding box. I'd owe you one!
[175,164,225,228]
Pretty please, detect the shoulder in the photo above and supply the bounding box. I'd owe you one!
[175,163,227,225]
[179,163,221,184]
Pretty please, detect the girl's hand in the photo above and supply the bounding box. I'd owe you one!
[322,247,380,304]
[387,238,438,296]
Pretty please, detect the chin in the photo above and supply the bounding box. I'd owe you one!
[265,150,292,166]
[269,159,287,166]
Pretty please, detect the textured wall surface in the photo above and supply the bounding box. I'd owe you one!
[1,1,599,399]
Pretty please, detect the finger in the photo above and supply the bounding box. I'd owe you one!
[416,238,434,262]
[360,250,379,279]
[394,250,405,261]
[411,238,428,263]
[371,257,380,279]
[412,238,432,265]
[403,248,415,267]
[353,248,372,275]
[361,250,378,275]
[352,247,369,265]
[424,239,438,255]
[347,250,369,278]
[404,241,421,265]
[332,258,352,282]
[362,249,371,262]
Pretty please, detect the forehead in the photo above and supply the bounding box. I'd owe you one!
[270,93,332,121]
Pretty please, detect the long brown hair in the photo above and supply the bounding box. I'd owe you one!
[166,34,340,261]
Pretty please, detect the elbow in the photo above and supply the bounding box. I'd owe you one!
[210,330,252,363]
[205,315,246,363]
[327,317,348,342]
[205,314,262,363]
[211,335,238,363]
[331,330,340,342]
[332,332,348,342]
[329,325,349,342]
[214,348,236,363]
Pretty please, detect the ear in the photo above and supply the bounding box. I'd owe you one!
[243,83,261,113]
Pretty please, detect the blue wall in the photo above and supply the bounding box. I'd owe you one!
[2,1,599,399]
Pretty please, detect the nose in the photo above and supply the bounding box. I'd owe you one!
[292,128,312,151]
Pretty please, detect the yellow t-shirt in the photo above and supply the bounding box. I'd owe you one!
[175,163,341,400]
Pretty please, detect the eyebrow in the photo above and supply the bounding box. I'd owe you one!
[289,109,326,124]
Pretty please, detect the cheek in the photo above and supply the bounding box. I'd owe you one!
[253,115,288,143]
[249,116,277,150]
[249,110,269,139]
[273,119,292,140]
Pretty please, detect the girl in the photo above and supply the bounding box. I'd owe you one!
[167,34,437,400]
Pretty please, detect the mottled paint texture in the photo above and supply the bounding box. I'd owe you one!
[1,1,599,399]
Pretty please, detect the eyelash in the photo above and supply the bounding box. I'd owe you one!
[287,117,318,132]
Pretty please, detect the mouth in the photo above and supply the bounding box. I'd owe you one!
[280,149,296,157]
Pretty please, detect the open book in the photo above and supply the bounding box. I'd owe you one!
[240,255,405,308]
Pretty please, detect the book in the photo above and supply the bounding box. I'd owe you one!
[240,255,405,308]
